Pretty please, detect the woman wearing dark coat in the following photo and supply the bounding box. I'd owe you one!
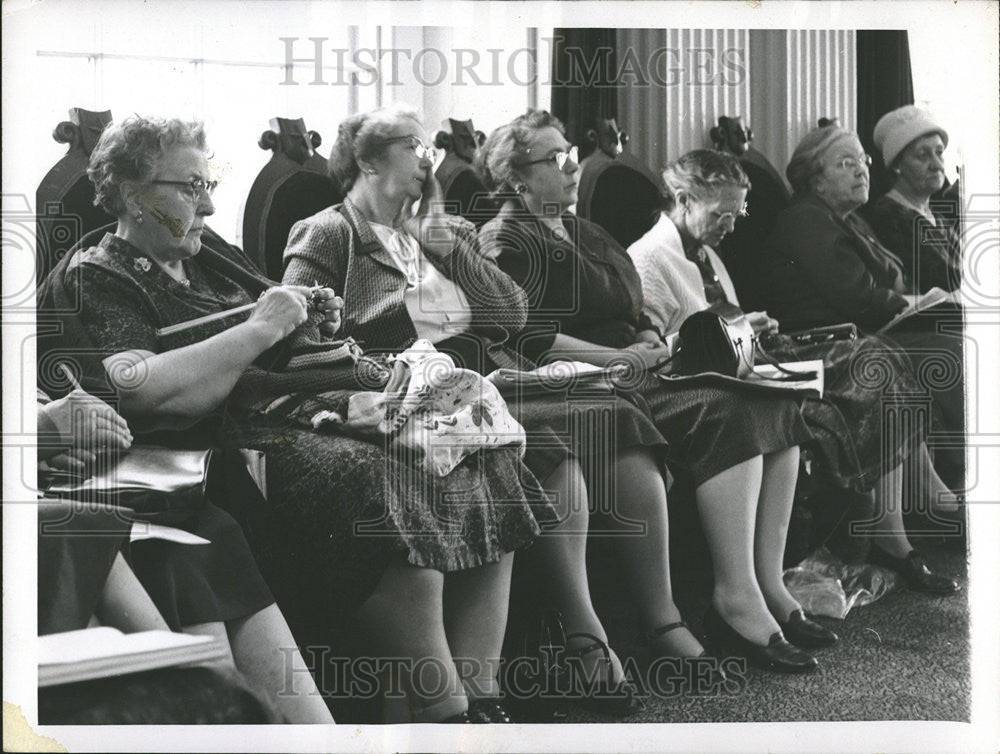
[759,124,966,581]
[477,110,837,675]
[868,105,961,294]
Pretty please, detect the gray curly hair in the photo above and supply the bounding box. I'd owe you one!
[660,149,751,211]
[88,116,208,215]
[476,109,566,195]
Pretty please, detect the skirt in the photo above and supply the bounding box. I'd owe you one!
[126,502,275,631]
[638,374,813,486]
[38,501,133,635]
[508,389,669,485]
[224,424,556,616]
[762,333,928,491]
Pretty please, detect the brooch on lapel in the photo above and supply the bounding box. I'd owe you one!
[133,257,152,273]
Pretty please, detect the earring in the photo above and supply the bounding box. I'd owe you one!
[135,209,144,225]
[513,182,527,194]
[366,168,377,175]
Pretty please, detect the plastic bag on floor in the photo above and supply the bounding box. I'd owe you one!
[783,546,901,619]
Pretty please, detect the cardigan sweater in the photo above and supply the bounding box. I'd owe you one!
[627,213,740,335]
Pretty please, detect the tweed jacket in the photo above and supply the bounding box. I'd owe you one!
[282,198,533,371]
[758,194,909,332]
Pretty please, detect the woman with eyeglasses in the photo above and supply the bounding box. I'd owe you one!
[869,106,961,294]
[45,114,573,724]
[477,110,839,674]
[759,125,967,571]
[282,103,764,713]
[629,148,960,596]
[759,125,925,333]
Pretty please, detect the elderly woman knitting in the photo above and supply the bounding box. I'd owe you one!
[39,114,557,724]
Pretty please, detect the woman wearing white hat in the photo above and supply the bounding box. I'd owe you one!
[869,106,961,293]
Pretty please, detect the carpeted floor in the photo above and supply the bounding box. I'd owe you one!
[555,539,970,724]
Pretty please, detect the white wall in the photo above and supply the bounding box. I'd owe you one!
[618,28,856,184]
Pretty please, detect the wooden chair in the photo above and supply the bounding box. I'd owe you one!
[715,146,792,312]
[35,108,116,283]
[576,151,664,250]
[239,118,341,280]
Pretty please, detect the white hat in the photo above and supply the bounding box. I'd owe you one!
[873,105,948,168]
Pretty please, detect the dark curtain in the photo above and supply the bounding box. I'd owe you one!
[856,30,915,208]
[550,29,618,149]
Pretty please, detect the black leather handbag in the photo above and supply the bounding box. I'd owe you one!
[671,303,818,381]
[45,446,212,526]
[673,306,755,378]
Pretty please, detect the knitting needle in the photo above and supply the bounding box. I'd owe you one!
[58,363,84,392]
[156,283,327,338]
[155,303,256,338]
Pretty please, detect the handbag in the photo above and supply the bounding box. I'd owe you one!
[672,303,817,381]
[673,305,755,378]
[45,446,212,526]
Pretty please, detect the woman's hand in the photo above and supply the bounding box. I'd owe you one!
[403,172,454,259]
[623,342,672,369]
[310,286,344,336]
[745,311,780,335]
[246,286,311,345]
[39,389,133,473]
[634,329,663,346]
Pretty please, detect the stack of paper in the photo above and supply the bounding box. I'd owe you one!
[39,627,228,687]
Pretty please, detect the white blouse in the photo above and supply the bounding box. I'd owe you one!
[627,213,740,335]
[370,222,473,343]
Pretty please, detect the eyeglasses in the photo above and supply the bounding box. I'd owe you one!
[520,145,579,171]
[712,203,750,225]
[149,178,218,200]
[383,135,437,161]
[832,154,872,172]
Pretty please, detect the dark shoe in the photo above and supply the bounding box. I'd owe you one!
[776,609,839,648]
[466,699,513,723]
[442,711,471,723]
[703,605,818,674]
[643,621,727,683]
[870,547,960,595]
[564,631,645,717]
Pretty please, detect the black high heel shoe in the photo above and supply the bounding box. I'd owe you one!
[776,609,839,648]
[564,631,645,717]
[703,606,818,674]
[869,546,960,595]
[643,621,728,684]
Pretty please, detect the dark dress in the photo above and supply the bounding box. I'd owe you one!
[280,199,668,494]
[53,231,550,620]
[869,193,962,294]
[480,207,813,487]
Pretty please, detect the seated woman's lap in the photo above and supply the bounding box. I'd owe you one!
[639,377,811,487]
[222,426,550,629]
